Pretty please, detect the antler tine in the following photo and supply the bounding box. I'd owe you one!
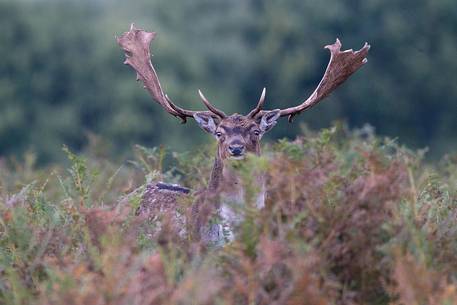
[198,90,227,118]
[117,24,206,122]
[247,87,266,118]
[276,39,370,122]
[165,95,219,123]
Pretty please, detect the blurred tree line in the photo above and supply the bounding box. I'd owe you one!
[0,0,456,163]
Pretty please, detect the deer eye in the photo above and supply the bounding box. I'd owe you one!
[215,131,222,138]
[253,130,261,136]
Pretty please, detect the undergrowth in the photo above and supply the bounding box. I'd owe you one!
[0,125,456,305]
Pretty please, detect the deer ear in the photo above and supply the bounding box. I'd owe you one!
[193,112,218,135]
[259,109,281,133]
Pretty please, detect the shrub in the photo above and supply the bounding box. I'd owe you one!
[0,126,456,304]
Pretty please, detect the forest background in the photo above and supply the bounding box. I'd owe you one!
[0,0,456,164]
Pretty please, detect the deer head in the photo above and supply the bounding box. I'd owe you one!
[192,92,280,160]
[117,24,370,162]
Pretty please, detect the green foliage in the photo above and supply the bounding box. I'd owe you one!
[0,0,457,163]
[0,128,456,304]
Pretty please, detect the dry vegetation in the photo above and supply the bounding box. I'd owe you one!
[0,125,456,305]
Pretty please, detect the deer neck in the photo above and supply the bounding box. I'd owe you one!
[208,155,241,196]
[208,155,224,193]
[207,146,263,202]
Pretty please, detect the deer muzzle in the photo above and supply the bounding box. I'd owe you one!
[228,144,245,157]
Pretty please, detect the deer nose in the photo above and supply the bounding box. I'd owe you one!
[228,145,245,156]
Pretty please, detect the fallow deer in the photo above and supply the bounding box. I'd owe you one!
[117,24,370,245]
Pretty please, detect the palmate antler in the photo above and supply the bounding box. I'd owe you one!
[249,39,370,122]
[116,24,226,123]
[118,24,369,123]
